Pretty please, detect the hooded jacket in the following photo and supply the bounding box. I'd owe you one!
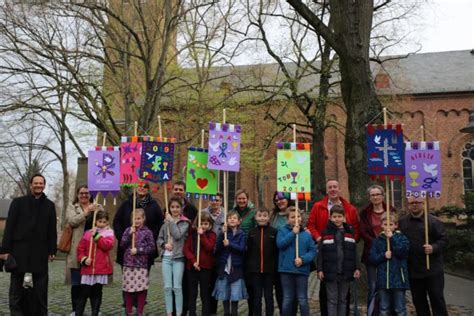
[77,227,114,276]
[120,226,155,269]
[277,224,317,276]
[369,230,410,290]
[232,201,257,233]
[246,224,278,274]
[157,215,190,259]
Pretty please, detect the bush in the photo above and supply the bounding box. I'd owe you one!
[445,227,474,276]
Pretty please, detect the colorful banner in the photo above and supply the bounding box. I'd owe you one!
[120,137,142,187]
[207,122,241,172]
[139,141,175,183]
[276,142,311,201]
[367,124,405,180]
[88,147,121,198]
[405,142,442,199]
[185,147,218,199]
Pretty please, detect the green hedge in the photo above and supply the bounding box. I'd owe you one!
[445,227,474,277]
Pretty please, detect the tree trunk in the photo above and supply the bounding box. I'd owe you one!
[312,120,326,201]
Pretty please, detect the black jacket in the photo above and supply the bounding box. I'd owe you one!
[2,194,57,274]
[246,225,278,274]
[113,195,163,267]
[399,213,447,278]
[317,222,359,281]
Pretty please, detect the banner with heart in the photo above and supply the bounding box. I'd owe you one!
[186,147,218,199]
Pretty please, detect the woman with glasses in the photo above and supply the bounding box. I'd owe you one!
[360,185,397,316]
[65,185,102,316]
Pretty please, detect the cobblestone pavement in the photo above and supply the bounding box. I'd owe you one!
[0,260,472,315]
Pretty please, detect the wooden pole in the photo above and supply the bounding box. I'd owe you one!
[89,133,106,259]
[158,116,171,244]
[132,121,138,248]
[421,125,430,270]
[383,108,391,252]
[197,129,204,265]
[223,109,229,241]
[293,124,300,258]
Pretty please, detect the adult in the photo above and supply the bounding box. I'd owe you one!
[2,174,57,315]
[65,185,103,315]
[113,183,163,309]
[399,196,448,316]
[360,185,396,315]
[202,192,225,315]
[202,192,225,236]
[307,179,360,316]
[171,180,198,223]
[232,188,256,233]
[271,191,295,315]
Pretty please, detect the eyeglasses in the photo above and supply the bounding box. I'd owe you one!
[79,192,89,195]
[213,199,222,203]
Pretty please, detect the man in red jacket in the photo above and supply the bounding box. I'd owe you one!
[308,179,360,316]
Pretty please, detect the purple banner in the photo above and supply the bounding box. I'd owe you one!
[207,122,241,172]
[405,142,442,199]
[139,141,175,183]
[88,147,121,197]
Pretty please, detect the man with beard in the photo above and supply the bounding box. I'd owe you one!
[399,196,448,316]
[2,174,57,315]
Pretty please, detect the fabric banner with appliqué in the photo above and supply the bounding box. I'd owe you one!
[405,141,441,199]
[185,147,218,200]
[276,142,311,201]
[88,146,121,198]
[139,138,175,183]
[120,136,142,187]
[207,122,241,172]
[367,124,405,180]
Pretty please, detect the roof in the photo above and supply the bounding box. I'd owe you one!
[0,199,12,218]
[372,50,474,95]
[191,50,474,99]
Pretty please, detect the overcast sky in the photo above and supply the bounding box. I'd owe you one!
[411,0,473,53]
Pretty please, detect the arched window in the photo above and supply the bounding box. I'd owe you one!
[461,141,474,193]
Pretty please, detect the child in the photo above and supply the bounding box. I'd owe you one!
[317,205,360,316]
[76,210,114,316]
[369,212,409,316]
[277,206,317,316]
[120,208,156,316]
[212,211,248,316]
[246,207,278,316]
[157,196,191,316]
[184,211,217,316]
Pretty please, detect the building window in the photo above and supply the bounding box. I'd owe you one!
[219,171,237,208]
[461,141,474,193]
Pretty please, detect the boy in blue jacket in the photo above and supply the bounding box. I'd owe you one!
[277,206,317,316]
[369,212,409,316]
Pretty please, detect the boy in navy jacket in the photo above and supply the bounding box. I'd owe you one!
[369,212,409,316]
[246,207,278,316]
[277,206,317,316]
[317,205,360,316]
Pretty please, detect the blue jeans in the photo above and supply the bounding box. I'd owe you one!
[366,263,377,315]
[280,273,310,316]
[162,256,185,314]
[379,289,407,316]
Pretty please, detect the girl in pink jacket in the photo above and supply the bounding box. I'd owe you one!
[76,210,114,316]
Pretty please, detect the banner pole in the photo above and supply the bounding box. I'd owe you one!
[132,121,138,249]
[293,124,300,258]
[223,109,229,241]
[197,129,204,265]
[89,132,106,259]
[420,125,430,270]
[383,108,391,252]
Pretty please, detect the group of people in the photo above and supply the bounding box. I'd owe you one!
[0,175,449,316]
